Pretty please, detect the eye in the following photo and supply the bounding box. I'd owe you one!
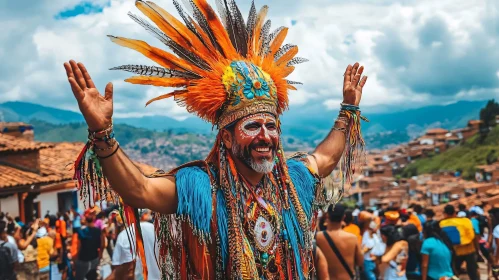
[244,123,260,131]
[266,123,277,130]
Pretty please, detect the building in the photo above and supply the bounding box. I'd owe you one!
[0,122,156,223]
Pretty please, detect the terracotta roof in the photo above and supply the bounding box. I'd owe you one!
[0,134,52,152]
[426,128,448,134]
[445,136,460,141]
[0,141,157,192]
[468,120,482,125]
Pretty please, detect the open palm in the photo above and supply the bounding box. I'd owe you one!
[63,60,113,131]
[342,62,367,106]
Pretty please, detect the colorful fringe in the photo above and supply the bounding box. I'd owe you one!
[73,141,148,279]
[340,110,368,197]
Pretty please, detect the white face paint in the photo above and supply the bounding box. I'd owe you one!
[237,113,279,139]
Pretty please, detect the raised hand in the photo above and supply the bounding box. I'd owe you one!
[64,60,113,131]
[342,62,368,106]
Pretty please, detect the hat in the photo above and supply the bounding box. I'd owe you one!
[109,1,307,129]
[470,206,484,216]
[384,211,400,221]
[457,211,467,218]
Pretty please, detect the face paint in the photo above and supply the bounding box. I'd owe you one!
[230,113,280,174]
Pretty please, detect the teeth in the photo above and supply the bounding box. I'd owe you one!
[255,147,270,152]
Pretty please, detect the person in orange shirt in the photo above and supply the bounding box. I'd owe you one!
[343,210,362,244]
[55,212,67,241]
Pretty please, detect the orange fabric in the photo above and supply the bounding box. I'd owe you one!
[54,232,63,249]
[56,219,67,238]
[37,236,53,269]
[407,213,423,232]
[343,223,362,244]
[385,211,400,221]
[70,232,79,257]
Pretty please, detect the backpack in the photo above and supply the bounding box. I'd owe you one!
[439,218,475,246]
[0,242,15,279]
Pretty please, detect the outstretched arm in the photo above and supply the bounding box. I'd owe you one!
[308,63,368,177]
[64,60,177,214]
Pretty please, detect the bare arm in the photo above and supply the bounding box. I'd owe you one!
[64,60,178,214]
[381,242,406,263]
[355,242,364,269]
[309,63,368,177]
[315,247,330,280]
[420,254,429,280]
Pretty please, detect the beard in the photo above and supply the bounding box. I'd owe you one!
[231,142,275,173]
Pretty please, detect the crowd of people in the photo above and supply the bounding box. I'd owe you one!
[0,205,159,280]
[315,202,499,279]
[3,201,499,279]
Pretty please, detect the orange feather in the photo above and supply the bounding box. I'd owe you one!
[145,89,187,106]
[251,6,268,56]
[125,76,188,87]
[276,46,298,66]
[192,0,238,59]
[138,1,217,63]
[263,28,288,69]
[108,36,208,75]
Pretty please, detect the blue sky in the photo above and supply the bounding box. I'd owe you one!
[0,0,498,120]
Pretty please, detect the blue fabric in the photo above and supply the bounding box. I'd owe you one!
[363,259,377,280]
[471,218,480,235]
[286,158,317,220]
[216,189,229,270]
[175,166,213,237]
[417,214,426,226]
[420,237,454,280]
[384,261,408,280]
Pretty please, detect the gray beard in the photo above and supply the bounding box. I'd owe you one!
[231,143,275,173]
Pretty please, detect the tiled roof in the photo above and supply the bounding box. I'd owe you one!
[426,128,448,134]
[0,142,83,189]
[0,134,52,152]
[0,141,157,191]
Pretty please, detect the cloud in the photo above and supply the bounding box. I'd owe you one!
[0,0,498,122]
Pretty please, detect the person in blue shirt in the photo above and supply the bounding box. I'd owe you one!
[420,221,455,280]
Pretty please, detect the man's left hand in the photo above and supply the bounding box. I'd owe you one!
[342,62,368,106]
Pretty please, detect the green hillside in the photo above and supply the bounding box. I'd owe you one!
[401,126,499,179]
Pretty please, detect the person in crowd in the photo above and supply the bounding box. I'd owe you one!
[36,224,56,280]
[71,206,82,235]
[343,209,362,244]
[74,208,104,280]
[0,220,19,280]
[56,212,68,242]
[384,208,401,227]
[106,209,161,280]
[400,224,422,279]
[360,210,383,280]
[17,220,40,280]
[413,204,426,228]
[458,203,469,218]
[353,205,361,224]
[470,209,494,278]
[420,221,455,280]
[440,204,479,280]
[489,207,499,276]
[424,209,436,223]
[316,204,363,279]
[380,225,408,280]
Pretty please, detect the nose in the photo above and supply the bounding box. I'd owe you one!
[257,125,271,142]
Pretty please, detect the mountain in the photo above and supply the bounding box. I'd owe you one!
[0,100,487,149]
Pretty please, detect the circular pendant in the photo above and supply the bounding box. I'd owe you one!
[254,216,275,251]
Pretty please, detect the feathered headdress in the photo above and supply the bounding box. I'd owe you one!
[109,0,307,128]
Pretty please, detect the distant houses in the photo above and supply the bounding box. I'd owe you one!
[345,118,499,216]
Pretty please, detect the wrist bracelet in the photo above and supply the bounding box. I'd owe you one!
[332,127,346,133]
[94,139,118,151]
[97,144,120,159]
[88,120,113,141]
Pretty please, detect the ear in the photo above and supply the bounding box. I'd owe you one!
[221,129,233,149]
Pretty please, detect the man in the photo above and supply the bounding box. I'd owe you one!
[71,206,82,235]
[316,204,363,279]
[343,209,362,244]
[0,220,18,280]
[63,0,368,278]
[440,204,479,280]
[75,208,105,280]
[106,209,160,280]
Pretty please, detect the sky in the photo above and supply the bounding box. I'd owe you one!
[0,0,498,121]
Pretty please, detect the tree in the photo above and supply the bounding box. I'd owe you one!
[479,99,499,128]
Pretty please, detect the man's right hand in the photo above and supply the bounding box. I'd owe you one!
[64,60,113,132]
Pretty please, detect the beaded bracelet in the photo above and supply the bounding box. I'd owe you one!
[97,144,120,159]
[94,139,118,151]
[88,120,113,141]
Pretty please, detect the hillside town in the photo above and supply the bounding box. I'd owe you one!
[346,115,499,219]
